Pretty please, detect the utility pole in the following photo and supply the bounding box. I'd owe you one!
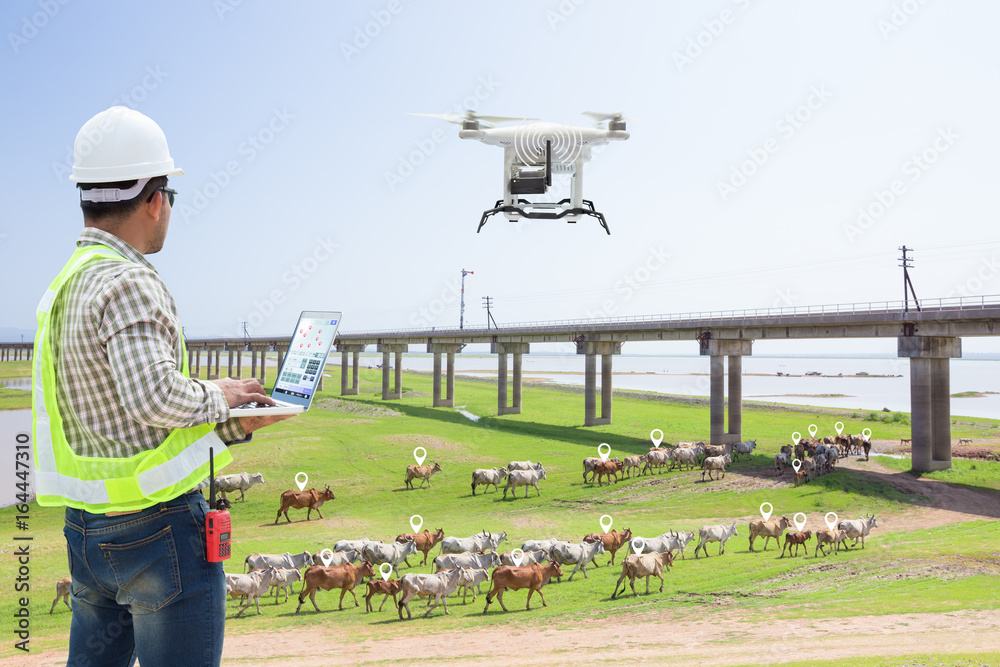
[899,245,921,313]
[482,296,498,330]
[459,269,474,329]
[241,321,250,343]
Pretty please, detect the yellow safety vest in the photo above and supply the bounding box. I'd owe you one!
[32,244,232,512]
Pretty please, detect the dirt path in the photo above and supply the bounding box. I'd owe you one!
[10,462,998,667]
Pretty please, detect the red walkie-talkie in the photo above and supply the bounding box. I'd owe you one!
[205,447,231,562]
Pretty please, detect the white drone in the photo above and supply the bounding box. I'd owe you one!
[412,111,630,234]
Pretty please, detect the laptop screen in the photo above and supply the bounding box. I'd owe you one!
[272,312,340,406]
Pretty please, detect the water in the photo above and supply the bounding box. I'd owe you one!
[337,354,1000,419]
[0,377,31,391]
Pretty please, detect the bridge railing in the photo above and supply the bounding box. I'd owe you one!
[338,294,1000,336]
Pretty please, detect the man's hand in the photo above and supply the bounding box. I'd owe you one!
[239,413,295,436]
[211,377,272,408]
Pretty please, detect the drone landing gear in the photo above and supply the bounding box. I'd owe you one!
[476,198,610,235]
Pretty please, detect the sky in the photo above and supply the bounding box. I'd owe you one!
[1,0,999,357]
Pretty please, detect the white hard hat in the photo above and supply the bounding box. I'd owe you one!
[70,106,183,184]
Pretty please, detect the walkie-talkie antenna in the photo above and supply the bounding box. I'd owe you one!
[209,447,216,507]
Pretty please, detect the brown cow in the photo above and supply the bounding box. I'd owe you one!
[405,462,442,489]
[611,550,674,598]
[295,561,374,613]
[50,577,71,614]
[365,578,402,612]
[274,486,335,524]
[482,561,563,613]
[592,459,623,486]
[582,528,633,566]
[703,444,731,459]
[395,528,445,566]
[780,530,812,558]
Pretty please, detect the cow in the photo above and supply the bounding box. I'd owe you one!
[274,486,334,523]
[50,577,71,614]
[642,449,671,475]
[957,437,972,445]
[701,453,731,481]
[548,540,605,581]
[780,531,812,558]
[520,538,561,553]
[670,447,700,471]
[454,567,491,603]
[629,531,685,557]
[333,538,374,553]
[397,567,466,619]
[837,514,879,549]
[775,452,790,476]
[900,437,912,446]
[441,530,506,555]
[244,551,314,573]
[825,446,839,471]
[581,528,633,566]
[794,442,806,461]
[365,578,402,612]
[694,522,739,558]
[362,540,417,578]
[592,459,623,486]
[732,440,757,462]
[295,561,374,613]
[267,567,303,604]
[433,551,501,572]
[503,468,546,499]
[405,462,442,489]
[582,457,601,483]
[395,528,445,566]
[226,567,277,617]
[471,467,507,496]
[482,561,563,613]
[703,444,731,459]
[780,444,793,458]
[748,516,792,552]
[500,549,549,567]
[507,460,545,471]
[611,550,674,598]
[317,549,360,567]
[622,454,645,478]
[794,469,808,487]
[814,529,847,557]
[214,472,265,502]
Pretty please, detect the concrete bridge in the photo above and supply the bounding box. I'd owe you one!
[4,296,999,471]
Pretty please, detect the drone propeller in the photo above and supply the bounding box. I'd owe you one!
[582,111,634,128]
[409,111,537,128]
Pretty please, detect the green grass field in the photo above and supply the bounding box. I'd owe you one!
[2,367,999,663]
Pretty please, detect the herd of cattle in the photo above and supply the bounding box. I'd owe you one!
[218,511,880,620]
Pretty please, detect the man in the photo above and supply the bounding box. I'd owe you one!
[32,106,290,666]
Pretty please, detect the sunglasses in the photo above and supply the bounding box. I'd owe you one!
[147,186,177,206]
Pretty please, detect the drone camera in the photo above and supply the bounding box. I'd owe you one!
[510,166,547,195]
[462,120,480,130]
[609,120,627,131]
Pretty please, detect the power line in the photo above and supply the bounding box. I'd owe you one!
[482,296,497,330]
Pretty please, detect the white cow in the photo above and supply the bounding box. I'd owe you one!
[362,540,417,577]
[701,454,731,481]
[214,472,265,502]
[320,549,360,567]
[243,551,313,573]
[632,531,697,560]
[642,449,671,475]
[503,469,546,499]
[454,567,490,603]
[520,538,561,553]
[432,552,500,572]
[507,460,545,471]
[267,567,303,603]
[334,538,377,553]
[440,531,506,555]
[226,567,277,617]
[397,568,466,619]
[582,457,601,483]
[471,467,507,495]
[694,523,739,558]
[670,448,700,471]
[548,540,605,581]
[500,549,549,566]
[732,440,757,462]
[837,514,879,549]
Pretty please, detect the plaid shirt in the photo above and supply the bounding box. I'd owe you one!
[49,227,244,458]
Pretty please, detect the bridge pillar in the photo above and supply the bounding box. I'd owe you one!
[227,349,234,379]
[899,336,961,472]
[236,350,243,379]
[250,348,257,381]
[378,343,407,400]
[579,341,621,426]
[700,339,753,445]
[493,342,529,415]
[194,349,202,378]
[208,349,220,380]
[430,343,464,407]
[338,344,365,395]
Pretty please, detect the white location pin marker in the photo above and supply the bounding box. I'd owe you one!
[631,538,645,555]
[862,428,872,440]
[759,502,773,522]
[835,421,844,436]
[410,514,423,533]
[808,424,818,438]
[792,432,801,445]
[413,447,427,466]
[318,549,333,566]
[600,514,613,533]
[825,512,839,531]
[295,472,308,491]
[650,429,663,447]
[598,443,611,462]
[793,512,807,532]
[379,563,393,581]
[511,548,525,567]
[792,459,802,473]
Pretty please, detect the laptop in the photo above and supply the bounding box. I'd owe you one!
[229,310,342,416]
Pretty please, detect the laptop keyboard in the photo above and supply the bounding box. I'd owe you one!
[234,402,278,410]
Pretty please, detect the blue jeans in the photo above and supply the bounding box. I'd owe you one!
[63,491,225,667]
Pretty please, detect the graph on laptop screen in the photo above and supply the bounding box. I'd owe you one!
[273,315,339,401]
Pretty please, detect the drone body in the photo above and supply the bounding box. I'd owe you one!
[413,112,630,234]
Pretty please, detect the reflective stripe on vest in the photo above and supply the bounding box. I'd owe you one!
[32,244,232,512]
